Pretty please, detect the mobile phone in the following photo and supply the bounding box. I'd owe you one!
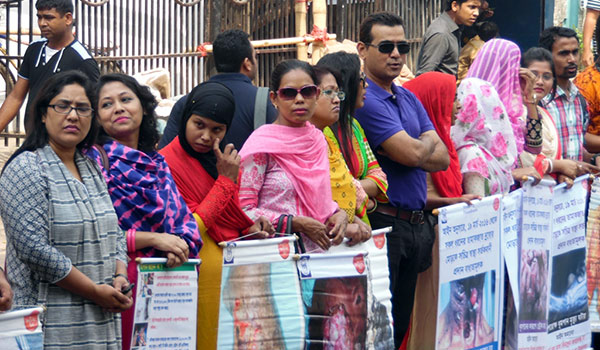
[121,283,135,294]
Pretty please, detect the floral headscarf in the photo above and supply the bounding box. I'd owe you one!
[451,78,518,195]
[467,38,525,154]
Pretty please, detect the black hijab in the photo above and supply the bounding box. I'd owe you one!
[178,81,236,179]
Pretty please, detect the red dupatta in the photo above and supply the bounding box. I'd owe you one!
[404,72,463,198]
[160,136,254,242]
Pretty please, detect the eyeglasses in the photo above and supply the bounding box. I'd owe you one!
[321,89,346,101]
[277,85,319,100]
[365,41,410,55]
[531,71,553,82]
[359,71,367,88]
[48,103,93,117]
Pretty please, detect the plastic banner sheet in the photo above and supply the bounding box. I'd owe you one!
[0,307,44,350]
[547,176,591,350]
[327,227,395,349]
[217,236,304,349]
[298,251,370,349]
[586,176,600,332]
[502,189,524,350]
[132,258,200,350]
[516,180,554,349]
[436,194,504,350]
[502,189,523,311]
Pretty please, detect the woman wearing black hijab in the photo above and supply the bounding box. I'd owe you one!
[160,81,274,349]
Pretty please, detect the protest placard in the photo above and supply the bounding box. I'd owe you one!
[131,258,200,350]
[503,189,523,310]
[547,176,591,350]
[0,307,44,350]
[586,177,600,332]
[324,227,395,349]
[436,194,503,350]
[517,180,554,349]
[217,236,304,349]
[297,251,370,349]
[501,189,523,350]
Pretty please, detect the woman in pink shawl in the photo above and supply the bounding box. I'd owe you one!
[239,59,348,252]
[467,38,543,157]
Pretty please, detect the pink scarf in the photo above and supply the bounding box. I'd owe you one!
[240,122,337,223]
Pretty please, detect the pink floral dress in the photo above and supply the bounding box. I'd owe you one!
[239,153,322,252]
[451,78,519,196]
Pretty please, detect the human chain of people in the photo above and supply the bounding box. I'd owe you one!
[3,0,600,349]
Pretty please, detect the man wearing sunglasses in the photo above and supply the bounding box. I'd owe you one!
[356,12,450,349]
[416,0,481,76]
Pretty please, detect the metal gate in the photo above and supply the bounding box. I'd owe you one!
[211,0,443,87]
[76,0,205,96]
[1,0,444,145]
[0,0,207,145]
[0,0,30,144]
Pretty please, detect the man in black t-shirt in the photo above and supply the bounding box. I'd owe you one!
[0,0,99,134]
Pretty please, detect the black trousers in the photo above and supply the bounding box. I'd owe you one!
[369,211,436,349]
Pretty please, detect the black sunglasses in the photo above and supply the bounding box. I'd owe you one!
[365,41,410,55]
[277,85,319,100]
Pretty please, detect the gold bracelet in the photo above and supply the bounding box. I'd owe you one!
[367,199,378,214]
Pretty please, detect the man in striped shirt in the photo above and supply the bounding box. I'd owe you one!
[539,27,590,162]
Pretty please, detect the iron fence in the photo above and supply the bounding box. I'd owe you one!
[0,0,30,145]
[213,0,443,87]
[0,0,443,144]
[76,0,205,96]
[320,0,444,70]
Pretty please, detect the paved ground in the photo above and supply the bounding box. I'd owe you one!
[0,142,19,267]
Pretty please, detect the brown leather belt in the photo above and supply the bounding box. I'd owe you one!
[375,203,425,225]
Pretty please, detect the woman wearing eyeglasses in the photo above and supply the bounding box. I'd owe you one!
[87,73,202,350]
[0,71,132,349]
[310,66,372,245]
[520,48,595,183]
[317,52,389,224]
[239,59,348,252]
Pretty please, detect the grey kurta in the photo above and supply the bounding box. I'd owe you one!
[0,145,127,349]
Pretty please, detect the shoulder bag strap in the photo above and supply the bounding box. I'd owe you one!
[253,87,269,130]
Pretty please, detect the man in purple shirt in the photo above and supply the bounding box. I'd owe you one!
[355,12,450,348]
